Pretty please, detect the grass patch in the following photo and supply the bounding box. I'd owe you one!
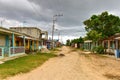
[0,53,56,79]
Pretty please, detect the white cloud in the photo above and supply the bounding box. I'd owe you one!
[1,0,120,42]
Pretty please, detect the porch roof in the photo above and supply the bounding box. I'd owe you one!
[103,33,120,40]
[18,36,40,41]
[84,40,92,43]
[0,27,24,36]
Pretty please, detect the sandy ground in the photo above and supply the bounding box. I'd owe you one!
[4,46,120,80]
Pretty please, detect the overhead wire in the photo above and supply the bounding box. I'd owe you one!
[27,1,42,17]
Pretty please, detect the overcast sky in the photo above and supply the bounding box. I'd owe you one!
[0,0,120,43]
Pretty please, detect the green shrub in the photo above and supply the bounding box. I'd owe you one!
[92,46,104,54]
[92,46,97,53]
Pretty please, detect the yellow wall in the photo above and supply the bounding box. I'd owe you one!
[14,36,16,46]
[0,35,5,46]
[27,39,30,49]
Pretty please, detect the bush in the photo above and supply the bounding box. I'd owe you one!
[92,46,104,54]
[92,46,97,53]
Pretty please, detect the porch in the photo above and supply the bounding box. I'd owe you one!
[84,40,92,51]
[0,27,25,59]
[15,36,40,53]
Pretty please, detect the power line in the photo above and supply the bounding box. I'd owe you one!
[27,1,42,18]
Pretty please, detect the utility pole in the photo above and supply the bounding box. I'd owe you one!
[52,16,56,49]
[58,31,60,41]
[0,19,5,27]
[51,14,63,49]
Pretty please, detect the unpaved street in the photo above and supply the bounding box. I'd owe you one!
[5,46,120,80]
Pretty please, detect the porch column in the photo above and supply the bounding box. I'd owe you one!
[36,41,39,49]
[14,37,16,46]
[108,40,110,49]
[23,36,25,53]
[23,36,25,47]
[32,40,34,50]
[115,39,119,58]
[28,39,30,50]
[5,35,9,47]
[88,42,90,50]
[116,40,118,49]
[112,40,115,49]
[12,33,15,55]
[12,33,15,47]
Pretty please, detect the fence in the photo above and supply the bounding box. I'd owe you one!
[10,47,25,57]
[0,46,25,59]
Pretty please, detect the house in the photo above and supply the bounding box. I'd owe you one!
[10,27,48,52]
[40,31,48,49]
[10,27,42,52]
[102,33,120,57]
[84,40,92,51]
[0,27,25,59]
[84,33,120,58]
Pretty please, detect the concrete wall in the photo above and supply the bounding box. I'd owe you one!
[41,31,48,40]
[10,28,41,39]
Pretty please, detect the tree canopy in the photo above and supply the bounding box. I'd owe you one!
[71,37,84,44]
[66,39,71,46]
[85,30,102,42]
[83,11,120,41]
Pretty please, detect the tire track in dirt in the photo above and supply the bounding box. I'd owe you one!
[5,46,110,80]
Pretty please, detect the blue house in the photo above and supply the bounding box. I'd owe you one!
[0,27,25,59]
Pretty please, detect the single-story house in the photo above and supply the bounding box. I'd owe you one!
[0,27,25,59]
[84,40,92,51]
[84,33,120,58]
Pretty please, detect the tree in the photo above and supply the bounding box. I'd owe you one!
[83,11,120,41]
[66,39,71,46]
[86,30,102,42]
[71,37,84,44]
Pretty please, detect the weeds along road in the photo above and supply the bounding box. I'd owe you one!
[6,46,120,80]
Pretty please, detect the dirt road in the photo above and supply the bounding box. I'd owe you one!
[5,46,120,80]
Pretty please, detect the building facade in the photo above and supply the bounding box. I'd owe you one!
[10,27,48,51]
[0,27,25,59]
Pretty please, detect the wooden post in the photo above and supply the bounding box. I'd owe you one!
[23,36,25,47]
[23,36,25,53]
[12,33,15,47]
[108,40,110,49]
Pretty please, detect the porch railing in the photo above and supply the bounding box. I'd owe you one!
[10,47,25,55]
[0,47,4,59]
[0,46,25,58]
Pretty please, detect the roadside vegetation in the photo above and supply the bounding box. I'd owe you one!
[0,53,56,79]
